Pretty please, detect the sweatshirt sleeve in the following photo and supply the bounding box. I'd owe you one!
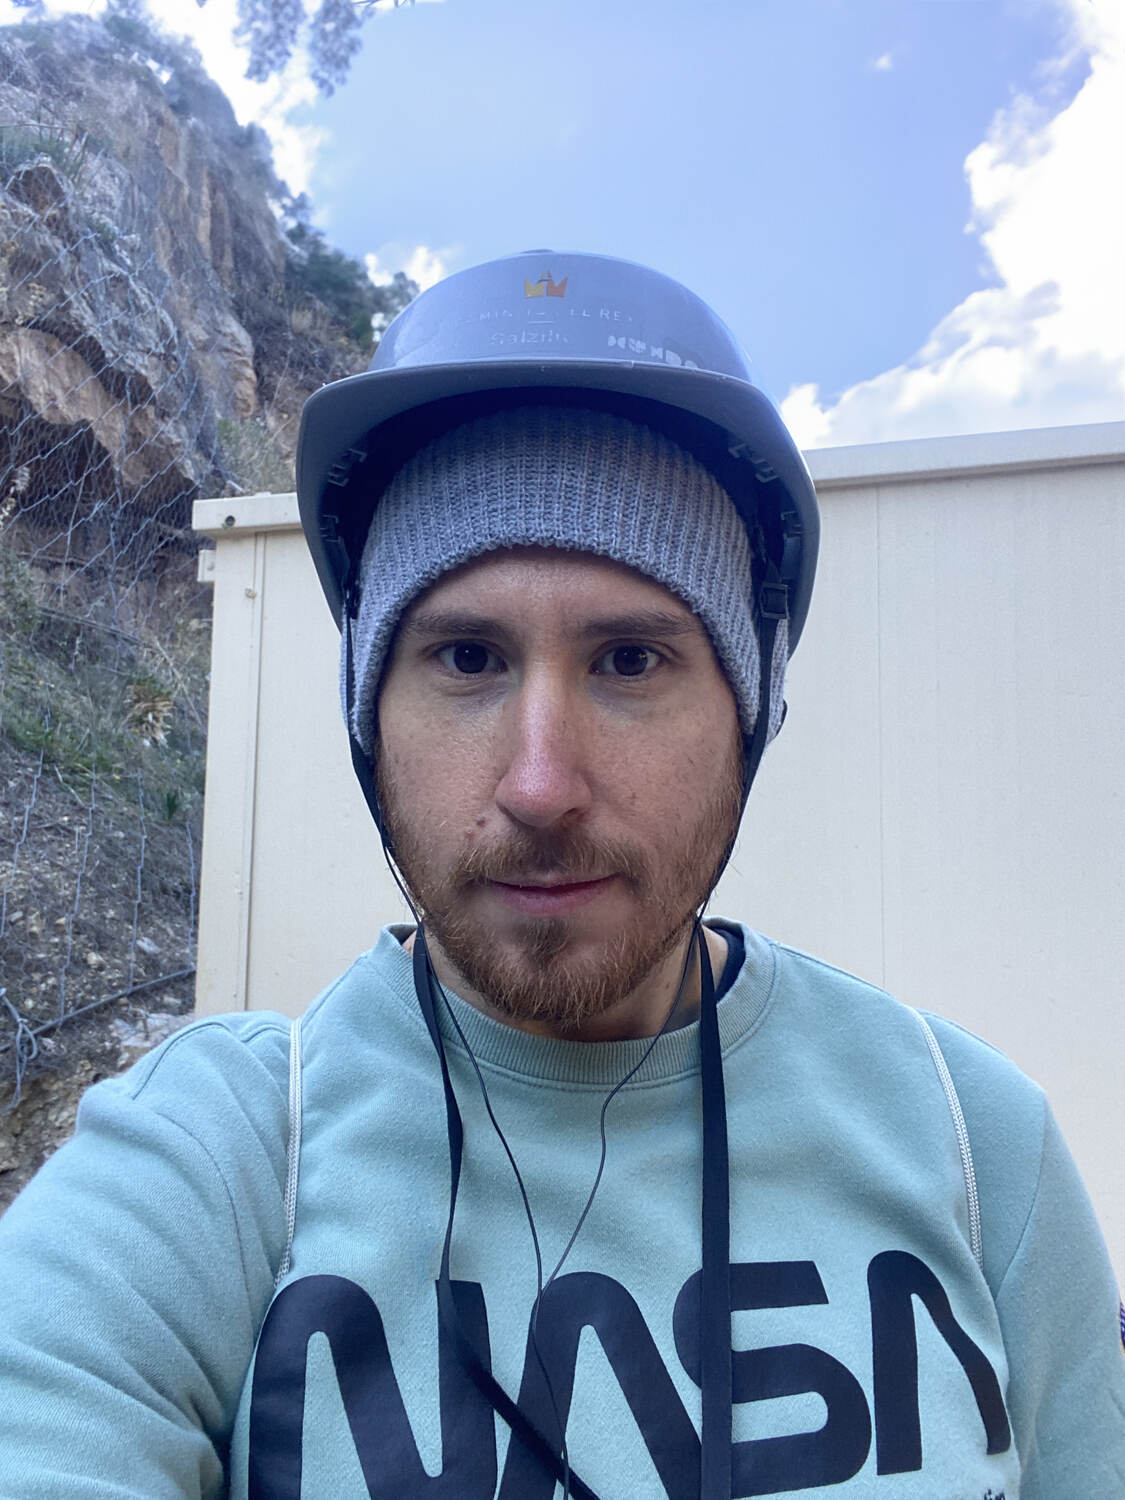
[926,1014,1125,1496]
[0,1015,290,1499]
[991,1105,1125,1497]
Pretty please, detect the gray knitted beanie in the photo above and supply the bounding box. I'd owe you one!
[344,405,788,756]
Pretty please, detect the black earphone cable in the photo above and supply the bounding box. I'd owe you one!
[349,591,737,1497]
[538,922,701,1293]
[423,944,571,1489]
[410,912,730,1500]
[429,910,705,1500]
[412,928,604,1500]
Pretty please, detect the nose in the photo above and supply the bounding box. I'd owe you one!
[492,675,593,830]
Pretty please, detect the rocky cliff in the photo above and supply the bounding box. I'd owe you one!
[0,12,411,543]
[0,15,413,1194]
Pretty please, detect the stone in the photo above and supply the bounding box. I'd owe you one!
[0,14,376,526]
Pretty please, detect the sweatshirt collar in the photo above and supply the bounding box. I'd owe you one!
[374,920,776,1089]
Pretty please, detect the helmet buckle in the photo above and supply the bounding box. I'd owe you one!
[759,580,789,621]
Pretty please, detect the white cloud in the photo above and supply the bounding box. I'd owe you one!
[871,52,895,73]
[367,242,460,291]
[778,382,834,450]
[785,0,1125,448]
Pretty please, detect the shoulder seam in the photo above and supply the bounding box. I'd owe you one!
[276,1015,302,1286]
[125,1016,290,1102]
[913,1010,984,1268]
[922,1010,1050,1294]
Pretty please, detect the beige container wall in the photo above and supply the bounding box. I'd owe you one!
[193,421,1125,1278]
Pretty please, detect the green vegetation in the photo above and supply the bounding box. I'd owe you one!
[217,416,295,495]
[0,548,209,822]
[0,544,38,635]
[88,215,117,250]
[283,204,416,352]
[285,222,378,346]
[0,121,96,184]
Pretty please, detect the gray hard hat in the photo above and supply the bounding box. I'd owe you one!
[296,249,819,650]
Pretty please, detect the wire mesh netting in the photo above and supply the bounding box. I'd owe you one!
[0,62,216,1199]
[0,12,405,1203]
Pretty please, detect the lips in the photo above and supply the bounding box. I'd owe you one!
[486,874,618,916]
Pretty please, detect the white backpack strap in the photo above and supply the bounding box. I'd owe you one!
[914,1010,984,1270]
[276,1014,304,1287]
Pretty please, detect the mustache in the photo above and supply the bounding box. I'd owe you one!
[452,827,652,889]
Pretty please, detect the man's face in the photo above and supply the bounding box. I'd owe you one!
[376,546,744,1034]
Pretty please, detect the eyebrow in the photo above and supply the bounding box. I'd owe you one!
[399,608,704,645]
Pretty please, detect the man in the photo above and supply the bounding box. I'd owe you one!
[1,251,1122,1498]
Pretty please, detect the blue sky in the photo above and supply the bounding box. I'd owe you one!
[309,1,1069,398]
[9,0,1124,447]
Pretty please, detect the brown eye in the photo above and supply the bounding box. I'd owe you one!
[437,641,496,675]
[595,645,657,678]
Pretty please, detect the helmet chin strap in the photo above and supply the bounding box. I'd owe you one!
[343,573,392,845]
[739,567,788,810]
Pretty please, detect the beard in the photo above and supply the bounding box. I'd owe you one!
[376,739,744,1033]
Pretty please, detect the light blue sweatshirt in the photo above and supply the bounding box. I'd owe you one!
[0,923,1122,1497]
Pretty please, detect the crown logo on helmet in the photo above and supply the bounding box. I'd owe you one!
[524,271,568,299]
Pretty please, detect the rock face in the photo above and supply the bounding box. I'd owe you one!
[0,17,406,1205]
[0,14,393,536]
